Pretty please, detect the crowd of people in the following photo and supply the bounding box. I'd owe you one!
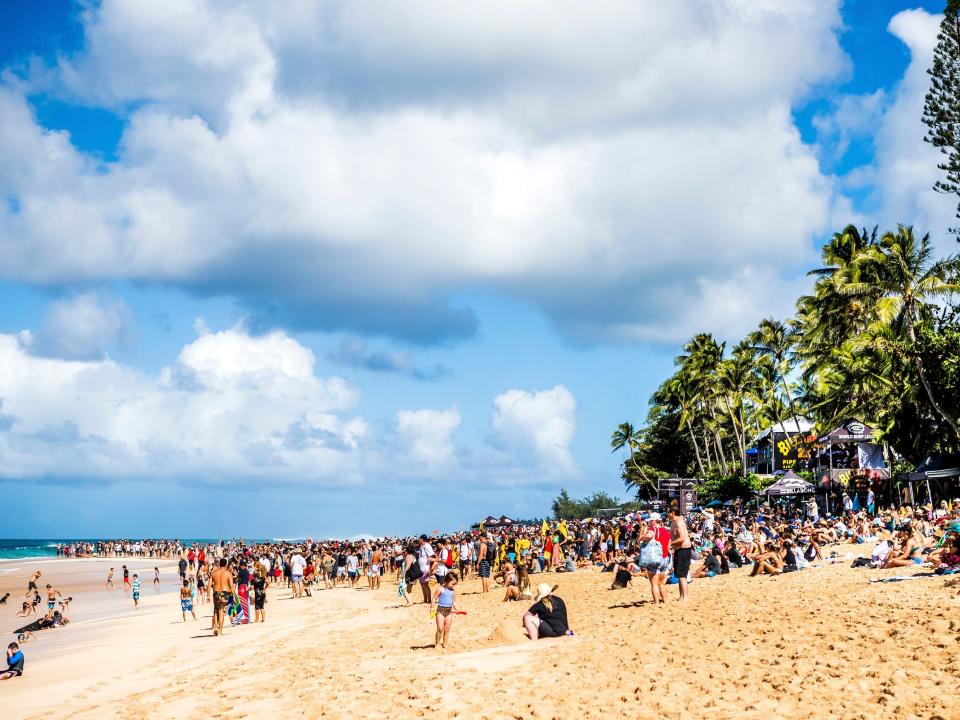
[9,492,960,675]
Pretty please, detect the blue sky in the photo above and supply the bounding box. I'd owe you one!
[0,1,955,538]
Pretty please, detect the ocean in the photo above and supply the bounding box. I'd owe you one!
[0,539,233,560]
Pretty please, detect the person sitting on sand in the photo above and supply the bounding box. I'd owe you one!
[723,539,744,569]
[504,564,532,602]
[692,546,727,579]
[16,601,34,617]
[523,583,571,640]
[430,572,460,650]
[882,527,925,569]
[748,540,783,576]
[0,643,24,680]
[495,560,516,589]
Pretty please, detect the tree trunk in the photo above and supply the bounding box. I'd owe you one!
[722,396,746,477]
[708,405,730,474]
[685,418,706,477]
[702,429,714,471]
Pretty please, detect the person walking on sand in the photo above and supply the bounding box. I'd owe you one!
[131,574,141,609]
[417,535,437,604]
[25,571,40,598]
[668,507,692,602]
[430,572,460,650]
[477,533,494,594]
[180,580,196,622]
[106,567,115,590]
[154,567,160,590]
[122,565,131,591]
[641,513,671,604]
[45,584,62,614]
[253,566,267,623]
[211,558,234,636]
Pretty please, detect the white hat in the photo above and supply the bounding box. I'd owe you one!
[534,582,558,602]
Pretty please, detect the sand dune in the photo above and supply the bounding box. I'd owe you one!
[3,557,959,719]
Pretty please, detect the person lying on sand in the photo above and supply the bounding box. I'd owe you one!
[0,592,9,605]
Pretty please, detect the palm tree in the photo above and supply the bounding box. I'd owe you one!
[610,422,656,494]
[859,225,960,435]
[654,376,707,477]
[749,318,801,432]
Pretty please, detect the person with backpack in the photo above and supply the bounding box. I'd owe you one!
[400,545,418,606]
[477,533,496,594]
[640,513,671,604]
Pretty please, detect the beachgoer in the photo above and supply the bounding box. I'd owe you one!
[122,565,130,590]
[477,533,495,594]
[132,575,140,608]
[668,508,692,601]
[0,643,23,680]
[417,535,437,604]
[154,566,160,589]
[180,580,196,621]
[45,584,62,613]
[369,546,383,590]
[211,558,234,636]
[290,549,306,598]
[24,571,42,603]
[641,513,671,604]
[106,567,114,590]
[430,572,460,650]
[253,567,267,622]
[523,583,570,640]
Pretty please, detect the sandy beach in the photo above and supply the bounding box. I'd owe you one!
[3,555,958,720]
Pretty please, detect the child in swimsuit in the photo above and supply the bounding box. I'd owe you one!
[430,572,460,650]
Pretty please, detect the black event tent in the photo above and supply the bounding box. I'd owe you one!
[763,470,816,497]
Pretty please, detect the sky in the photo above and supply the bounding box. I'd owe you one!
[0,0,956,538]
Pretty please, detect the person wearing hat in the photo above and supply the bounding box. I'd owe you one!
[640,513,670,604]
[522,583,570,640]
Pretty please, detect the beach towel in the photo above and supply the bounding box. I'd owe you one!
[236,583,250,625]
[868,573,937,583]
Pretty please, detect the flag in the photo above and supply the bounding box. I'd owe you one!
[479,521,485,534]
[540,519,548,537]
[558,520,569,541]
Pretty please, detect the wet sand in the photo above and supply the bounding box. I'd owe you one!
[3,556,959,719]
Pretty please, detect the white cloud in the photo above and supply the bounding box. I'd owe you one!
[491,385,577,474]
[395,406,461,468]
[0,325,368,482]
[855,9,956,250]
[0,0,851,344]
[29,292,131,360]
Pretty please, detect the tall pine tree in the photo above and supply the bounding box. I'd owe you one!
[923,0,960,241]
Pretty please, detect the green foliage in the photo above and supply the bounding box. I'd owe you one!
[551,488,623,520]
[923,0,960,239]
[696,473,771,504]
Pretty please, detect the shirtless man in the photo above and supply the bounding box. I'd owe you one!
[45,584,62,614]
[668,507,692,602]
[369,546,383,590]
[106,568,115,590]
[210,558,234,636]
[24,571,40,598]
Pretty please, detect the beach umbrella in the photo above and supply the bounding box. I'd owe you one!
[706,500,724,508]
